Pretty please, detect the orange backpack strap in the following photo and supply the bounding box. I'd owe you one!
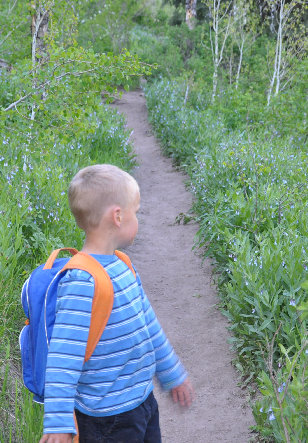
[43,248,79,270]
[60,252,114,363]
[115,250,136,278]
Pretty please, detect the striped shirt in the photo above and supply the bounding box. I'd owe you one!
[43,254,187,435]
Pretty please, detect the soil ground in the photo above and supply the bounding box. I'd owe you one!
[113,90,255,443]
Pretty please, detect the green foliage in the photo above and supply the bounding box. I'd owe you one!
[146,77,307,441]
[129,23,210,80]
[0,1,31,64]
[129,26,184,77]
[0,1,149,440]
[1,0,307,440]
[77,0,168,54]
[253,331,307,443]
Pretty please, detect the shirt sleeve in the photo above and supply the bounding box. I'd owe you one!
[136,272,188,390]
[43,270,94,435]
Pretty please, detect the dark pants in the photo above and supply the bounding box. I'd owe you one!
[75,392,162,443]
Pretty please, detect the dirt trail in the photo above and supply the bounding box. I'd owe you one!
[113,91,255,443]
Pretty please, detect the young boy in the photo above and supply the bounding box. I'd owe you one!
[39,164,194,443]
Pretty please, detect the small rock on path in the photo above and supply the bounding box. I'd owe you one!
[112,90,255,443]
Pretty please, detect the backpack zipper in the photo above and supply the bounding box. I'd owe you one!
[44,271,62,348]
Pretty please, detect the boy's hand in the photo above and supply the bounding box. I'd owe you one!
[39,434,73,443]
[171,378,195,407]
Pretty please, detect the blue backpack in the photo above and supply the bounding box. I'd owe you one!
[19,247,135,403]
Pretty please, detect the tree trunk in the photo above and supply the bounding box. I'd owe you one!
[229,43,233,85]
[212,24,219,102]
[235,40,244,90]
[275,1,283,96]
[30,1,50,121]
[186,0,197,30]
[212,63,218,101]
[31,2,49,64]
[267,26,280,106]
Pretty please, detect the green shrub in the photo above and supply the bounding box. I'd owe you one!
[129,26,184,77]
[145,78,308,441]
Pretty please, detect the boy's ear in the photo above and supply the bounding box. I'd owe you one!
[112,206,122,227]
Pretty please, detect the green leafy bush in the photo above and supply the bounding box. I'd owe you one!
[129,26,184,77]
[145,78,307,442]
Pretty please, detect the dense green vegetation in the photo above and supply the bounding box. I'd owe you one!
[0,1,306,441]
[128,4,307,441]
[0,1,149,440]
[145,76,307,441]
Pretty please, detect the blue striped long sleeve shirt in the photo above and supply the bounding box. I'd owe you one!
[43,254,187,435]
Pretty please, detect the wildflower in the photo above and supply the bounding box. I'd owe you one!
[278,382,285,393]
[269,412,276,421]
[289,299,296,307]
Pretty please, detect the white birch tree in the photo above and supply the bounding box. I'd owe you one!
[266,0,308,106]
[204,0,233,102]
[29,1,52,120]
[31,1,51,64]
[231,0,259,89]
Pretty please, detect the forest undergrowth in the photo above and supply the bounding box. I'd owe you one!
[145,77,307,441]
[129,13,307,442]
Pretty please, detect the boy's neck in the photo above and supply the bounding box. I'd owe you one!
[82,246,115,256]
[82,236,116,256]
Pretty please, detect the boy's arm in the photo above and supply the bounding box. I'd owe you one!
[41,270,94,437]
[136,273,194,405]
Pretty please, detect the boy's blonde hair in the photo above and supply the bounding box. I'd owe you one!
[68,164,139,232]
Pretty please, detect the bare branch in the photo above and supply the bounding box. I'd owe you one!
[4,92,33,112]
[8,0,18,14]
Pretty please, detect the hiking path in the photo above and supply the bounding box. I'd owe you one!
[112,90,255,443]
